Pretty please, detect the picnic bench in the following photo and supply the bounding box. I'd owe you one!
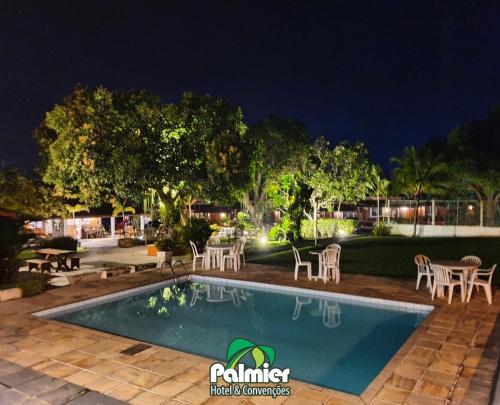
[26,259,51,273]
[34,248,78,271]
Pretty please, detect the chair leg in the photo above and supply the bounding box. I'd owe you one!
[484,285,492,304]
[448,285,455,304]
[467,282,474,303]
[307,264,312,280]
[294,264,298,281]
[431,282,437,300]
[336,268,340,284]
[416,273,422,290]
[460,282,465,302]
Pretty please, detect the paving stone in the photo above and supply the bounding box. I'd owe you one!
[0,368,42,388]
[36,383,87,405]
[0,388,28,404]
[16,374,67,396]
[65,390,127,404]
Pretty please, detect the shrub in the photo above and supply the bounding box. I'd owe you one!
[185,218,212,250]
[0,218,31,285]
[373,222,391,236]
[40,236,78,251]
[300,218,358,239]
[236,212,253,230]
[155,238,175,251]
[268,215,296,241]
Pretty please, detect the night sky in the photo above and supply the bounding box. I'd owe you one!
[1,0,500,173]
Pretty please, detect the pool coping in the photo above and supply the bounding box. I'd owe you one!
[31,274,435,402]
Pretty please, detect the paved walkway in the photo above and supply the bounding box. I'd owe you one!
[0,359,125,404]
[0,264,498,404]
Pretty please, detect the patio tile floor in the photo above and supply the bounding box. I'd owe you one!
[0,263,498,404]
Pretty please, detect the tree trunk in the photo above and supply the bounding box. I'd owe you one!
[412,198,420,237]
[376,194,380,226]
[484,196,496,227]
[313,203,318,246]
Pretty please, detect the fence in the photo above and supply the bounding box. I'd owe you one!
[383,200,500,227]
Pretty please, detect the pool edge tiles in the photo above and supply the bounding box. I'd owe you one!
[32,275,434,318]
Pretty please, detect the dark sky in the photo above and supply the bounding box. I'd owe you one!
[1,1,500,173]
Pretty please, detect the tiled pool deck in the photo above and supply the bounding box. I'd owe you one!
[0,264,498,404]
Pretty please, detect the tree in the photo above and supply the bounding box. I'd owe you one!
[242,116,310,226]
[446,106,500,226]
[391,146,449,237]
[302,138,372,244]
[0,167,65,219]
[369,165,390,226]
[36,85,154,208]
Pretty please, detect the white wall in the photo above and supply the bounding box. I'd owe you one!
[391,224,500,237]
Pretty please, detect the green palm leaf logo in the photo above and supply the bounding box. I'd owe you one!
[225,338,275,370]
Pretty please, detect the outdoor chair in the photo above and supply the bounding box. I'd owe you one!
[414,254,432,290]
[461,255,482,267]
[189,240,205,271]
[467,264,496,304]
[238,237,246,268]
[292,246,312,281]
[322,245,341,284]
[430,263,465,304]
[221,241,241,272]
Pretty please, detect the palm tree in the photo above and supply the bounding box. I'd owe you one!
[111,198,136,236]
[369,166,390,226]
[391,146,448,237]
[65,204,89,238]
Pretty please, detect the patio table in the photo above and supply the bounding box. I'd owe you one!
[35,248,74,271]
[430,259,478,298]
[309,251,327,281]
[204,244,235,271]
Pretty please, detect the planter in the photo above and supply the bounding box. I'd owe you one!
[0,287,22,302]
[118,238,134,248]
[157,251,173,268]
[147,244,158,257]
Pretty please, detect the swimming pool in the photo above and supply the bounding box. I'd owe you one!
[35,276,432,395]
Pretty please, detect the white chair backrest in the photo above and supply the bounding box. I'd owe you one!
[230,241,240,255]
[461,255,482,267]
[292,246,302,264]
[430,264,451,285]
[414,255,430,272]
[322,247,340,267]
[189,240,199,256]
[326,244,341,251]
[238,238,246,253]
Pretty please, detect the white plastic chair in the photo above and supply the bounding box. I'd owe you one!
[222,241,240,272]
[322,245,341,284]
[467,264,496,304]
[461,255,482,267]
[414,254,432,290]
[238,238,246,268]
[189,240,205,271]
[430,263,465,304]
[292,246,312,281]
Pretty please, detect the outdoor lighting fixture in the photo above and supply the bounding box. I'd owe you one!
[220,212,226,218]
[467,205,474,211]
[401,206,408,212]
[338,229,346,237]
[243,230,249,236]
[259,236,267,245]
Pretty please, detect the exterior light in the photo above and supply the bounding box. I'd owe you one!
[259,236,267,245]
[401,206,408,212]
[220,212,226,218]
[338,229,346,237]
[467,205,474,211]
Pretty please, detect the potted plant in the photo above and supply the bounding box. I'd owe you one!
[155,238,175,267]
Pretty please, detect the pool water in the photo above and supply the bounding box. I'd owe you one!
[48,279,431,395]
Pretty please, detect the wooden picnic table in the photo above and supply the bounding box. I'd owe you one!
[35,248,75,271]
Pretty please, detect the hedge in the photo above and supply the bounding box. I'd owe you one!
[300,218,357,239]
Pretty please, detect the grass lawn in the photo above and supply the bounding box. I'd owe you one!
[246,236,500,286]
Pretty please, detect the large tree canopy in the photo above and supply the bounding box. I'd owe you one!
[446,106,500,225]
[36,87,253,225]
[242,116,310,225]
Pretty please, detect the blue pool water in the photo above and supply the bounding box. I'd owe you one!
[48,279,431,395]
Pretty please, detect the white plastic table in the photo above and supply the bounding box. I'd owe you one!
[204,244,234,271]
[309,251,326,281]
